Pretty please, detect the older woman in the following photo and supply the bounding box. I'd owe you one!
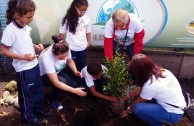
[120,54,186,126]
[104,9,145,61]
[38,35,87,110]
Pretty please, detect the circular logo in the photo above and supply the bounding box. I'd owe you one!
[186,19,194,35]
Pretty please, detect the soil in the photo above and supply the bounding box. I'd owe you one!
[0,73,194,126]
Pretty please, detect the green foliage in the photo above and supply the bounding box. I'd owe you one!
[103,51,130,98]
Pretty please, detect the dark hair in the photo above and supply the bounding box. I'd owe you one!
[61,0,88,34]
[52,35,69,56]
[6,0,36,24]
[87,63,102,76]
[129,54,165,87]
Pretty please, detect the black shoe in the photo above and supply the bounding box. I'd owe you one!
[27,117,44,125]
[36,110,51,116]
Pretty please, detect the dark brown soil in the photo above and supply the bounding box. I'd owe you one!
[0,73,194,126]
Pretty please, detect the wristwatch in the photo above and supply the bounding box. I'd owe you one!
[127,106,131,113]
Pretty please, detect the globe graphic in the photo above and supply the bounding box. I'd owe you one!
[95,0,138,26]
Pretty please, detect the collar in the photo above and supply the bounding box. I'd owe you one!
[12,19,24,29]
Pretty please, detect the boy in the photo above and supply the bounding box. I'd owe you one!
[81,63,118,102]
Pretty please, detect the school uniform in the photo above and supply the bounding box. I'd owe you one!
[1,20,44,123]
[59,15,91,71]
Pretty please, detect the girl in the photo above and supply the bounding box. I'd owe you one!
[0,0,48,125]
[38,35,87,110]
[59,0,91,72]
[120,54,186,126]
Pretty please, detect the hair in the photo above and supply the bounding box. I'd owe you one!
[61,0,88,34]
[6,0,36,24]
[52,35,69,56]
[112,9,129,24]
[87,63,102,76]
[129,54,165,87]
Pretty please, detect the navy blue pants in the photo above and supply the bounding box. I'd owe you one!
[71,49,86,71]
[42,69,78,101]
[113,40,134,59]
[16,64,43,123]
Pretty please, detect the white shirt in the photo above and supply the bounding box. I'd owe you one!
[1,22,38,72]
[59,15,91,51]
[38,44,71,76]
[140,69,186,114]
[104,13,143,46]
[81,65,107,87]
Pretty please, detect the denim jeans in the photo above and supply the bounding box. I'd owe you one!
[133,103,183,126]
[113,40,134,59]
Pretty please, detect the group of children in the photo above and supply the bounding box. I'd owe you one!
[0,0,118,125]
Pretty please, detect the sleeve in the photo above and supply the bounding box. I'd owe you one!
[67,49,72,59]
[59,22,67,34]
[134,29,145,54]
[104,19,114,61]
[1,28,15,47]
[104,37,113,61]
[42,57,56,74]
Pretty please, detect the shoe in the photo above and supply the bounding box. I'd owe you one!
[35,109,51,116]
[23,117,44,125]
[48,100,63,110]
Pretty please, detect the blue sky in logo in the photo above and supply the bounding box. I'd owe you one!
[95,0,138,26]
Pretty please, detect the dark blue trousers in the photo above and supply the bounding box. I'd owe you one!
[16,64,43,123]
[71,49,86,71]
[41,69,78,101]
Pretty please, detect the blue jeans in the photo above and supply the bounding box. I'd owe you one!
[113,40,134,59]
[133,103,183,126]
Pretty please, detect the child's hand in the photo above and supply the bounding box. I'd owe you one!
[108,96,119,102]
[74,87,87,96]
[120,110,130,119]
[23,54,38,61]
[122,95,130,101]
[34,44,44,51]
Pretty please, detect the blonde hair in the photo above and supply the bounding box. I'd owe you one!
[112,9,129,24]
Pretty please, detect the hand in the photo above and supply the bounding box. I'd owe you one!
[74,71,82,78]
[108,96,119,102]
[23,54,38,61]
[34,44,44,51]
[87,42,90,48]
[122,95,129,101]
[74,87,87,96]
[120,110,129,119]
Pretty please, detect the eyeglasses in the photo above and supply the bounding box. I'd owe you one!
[75,7,87,15]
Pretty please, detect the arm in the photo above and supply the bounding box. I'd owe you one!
[134,29,145,54]
[120,96,147,118]
[89,85,118,102]
[59,33,65,40]
[47,72,86,96]
[1,45,38,61]
[123,86,142,101]
[104,37,113,61]
[67,58,81,77]
[86,32,91,47]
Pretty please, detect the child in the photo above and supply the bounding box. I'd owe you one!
[59,0,91,72]
[0,0,49,124]
[81,63,118,102]
[38,35,87,110]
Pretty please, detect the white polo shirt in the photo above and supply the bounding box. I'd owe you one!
[59,15,91,51]
[104,13,143,46]
[81,65,107,87]
[140,69,186,114]
[38,44,71,76]
[1,22,38,72]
